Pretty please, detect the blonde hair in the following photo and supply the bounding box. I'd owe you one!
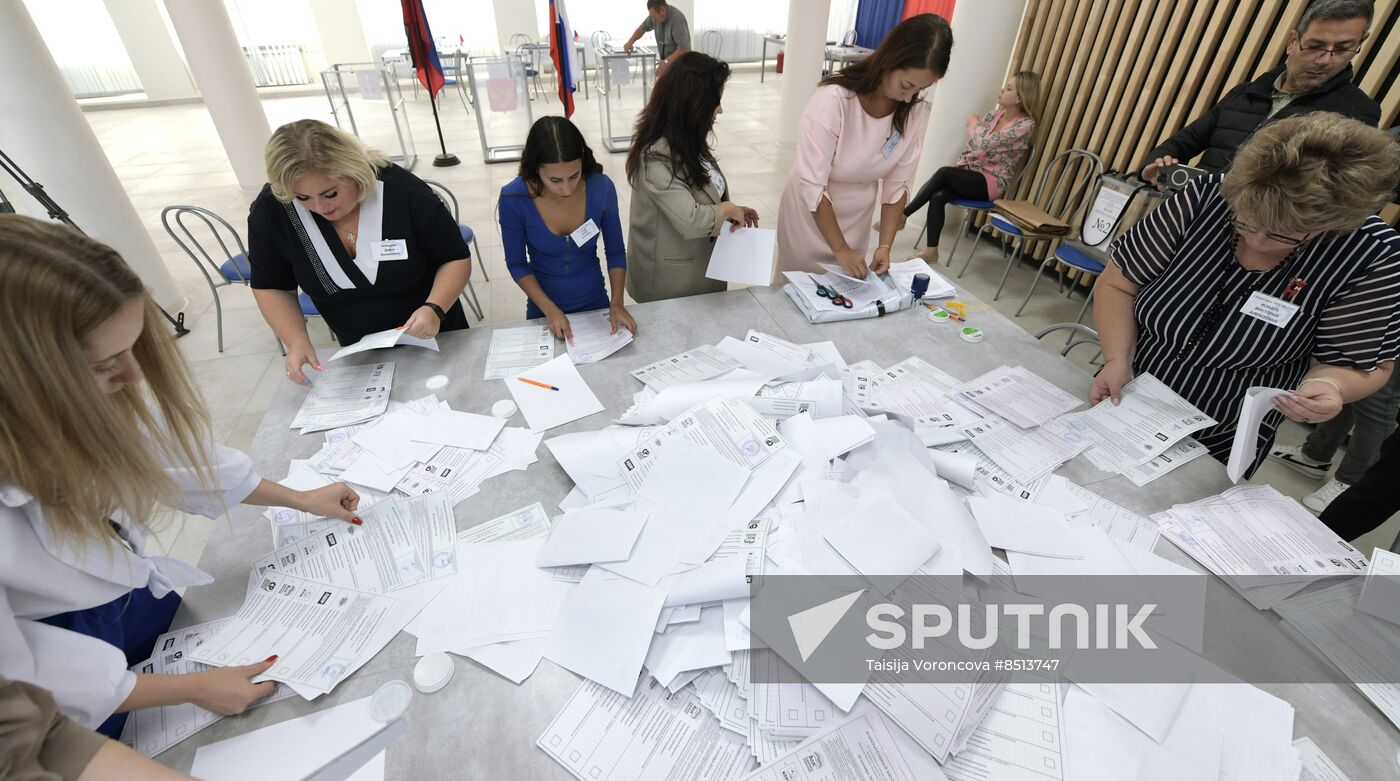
[264,119,390,203]
[1014,71,1043,128]
[0,216,216,550]
[1221,113,1400,235]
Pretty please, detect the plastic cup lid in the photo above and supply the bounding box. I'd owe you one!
[927,308,952,322]
[425,374,450,391]
[958,327,985,343]
[413,652,455,694]
[491,399,518,419]
[370,679,413,723]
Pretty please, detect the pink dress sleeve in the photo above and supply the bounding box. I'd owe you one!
[792,86,847,212]
[880,102,931,205]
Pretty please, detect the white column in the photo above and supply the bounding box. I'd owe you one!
[777,0,832,148]
[0,0,182,311]
[914,1,1028,189]
[308,0,373,66]
[492,0,542,54]
[103,0,197,101]
[162,0,271,191]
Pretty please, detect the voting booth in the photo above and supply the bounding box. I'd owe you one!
[464,54,535,164]
[321,63,417,170]
[594,46,655,153]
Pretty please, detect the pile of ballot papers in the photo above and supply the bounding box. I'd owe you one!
[135,329,1361,780]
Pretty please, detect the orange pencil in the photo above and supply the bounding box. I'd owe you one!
[517,377,560,391]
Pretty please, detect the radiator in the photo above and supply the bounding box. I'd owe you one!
[61,64,142,99]
[242,44,310,87]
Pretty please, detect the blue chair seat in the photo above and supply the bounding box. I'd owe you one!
[219,253,251,282]
[459,224,475,244]
[988,214,1024,237]
[952,198,995,210]
[298,292,320,317]
[1054,244,1106,274]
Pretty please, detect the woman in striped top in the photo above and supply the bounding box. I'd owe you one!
[1092,113,1400,478]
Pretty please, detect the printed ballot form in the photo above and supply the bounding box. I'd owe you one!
[739,705,945,781]
[631,345,740,391]
[484,324,555,380]
[1047,373,1215,468]
[252,493,457,593]
[537,677,755,781]
[1227,386,1292,481]
[328,327,438,361]
[290,362,395,433]
[619,396,786,490]
[953,365,1083,429]
[188,572,397,696]
[565,309,635,364]
[961,416,1088,484]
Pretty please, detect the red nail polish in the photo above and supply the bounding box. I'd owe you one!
[265,654,279,663]
[352,516,364,526]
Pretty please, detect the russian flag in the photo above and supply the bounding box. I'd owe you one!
[549,0,580,117]
[401,0,445,98]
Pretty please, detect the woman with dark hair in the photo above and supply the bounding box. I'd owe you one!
[777,14,953,277]
[499,116,634,340]
[625,52,760,303]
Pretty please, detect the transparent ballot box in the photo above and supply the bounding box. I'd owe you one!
[465,55,535,164]
[321,63,417,170]
[594,46,655,153]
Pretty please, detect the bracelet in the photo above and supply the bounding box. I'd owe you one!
[877,244,892,250]
[1298,377,1342,394]
[421,302,446,322]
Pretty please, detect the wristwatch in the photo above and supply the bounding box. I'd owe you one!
[421,302,446,322]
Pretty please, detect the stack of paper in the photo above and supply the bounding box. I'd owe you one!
[631,345,741,390]
[483,324,554,380]
[952,365,1084,428]
[960,416,1089,485]
[1154,484,1369,610]
[290,362,394,434]
[565,308,635,364]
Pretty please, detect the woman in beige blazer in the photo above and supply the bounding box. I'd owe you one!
[625,52,759,303]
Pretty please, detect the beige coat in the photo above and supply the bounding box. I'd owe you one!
[625,140,730,303]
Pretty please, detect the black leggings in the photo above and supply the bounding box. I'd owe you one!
[1320,425,1400,548]
[903,166,989,248]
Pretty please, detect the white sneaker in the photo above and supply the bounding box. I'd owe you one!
[1268,444,1331,481]
[1303,479,1351,513]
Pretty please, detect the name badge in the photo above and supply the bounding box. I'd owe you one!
[569,219,601,246]
[371,239,409,261]
[1239,290,1299,328]
[881,131,903,160]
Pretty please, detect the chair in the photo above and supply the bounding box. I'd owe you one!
[1035,322,1102,362]
[161,205,261,353]
[957,148,1103,301]
[450,51,473,114]
[510,34,545,100]
[916,144,1036,263]
[698,30,722,59]
[423,180,488,321]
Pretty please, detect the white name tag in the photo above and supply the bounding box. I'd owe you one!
[371,239,409,261]
[1239,290,1299,328]
[569,219,600,247]
[881,131,903,160]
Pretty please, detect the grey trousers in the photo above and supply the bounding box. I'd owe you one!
[1302,367,1400,484]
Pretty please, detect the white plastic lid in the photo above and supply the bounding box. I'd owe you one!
[491,399,518,419]
[369,679,413,723]
[413,652,455,694]
[958,327,985,343]
[425,374,450,391]
[926,308,951,323]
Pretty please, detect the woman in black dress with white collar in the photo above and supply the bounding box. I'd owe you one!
[248,120,472,384]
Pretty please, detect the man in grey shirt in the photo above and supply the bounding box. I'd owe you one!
[622,0,692,76]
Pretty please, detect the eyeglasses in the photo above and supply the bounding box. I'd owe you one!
[1228,213,1309,247]
[1295,43,1362,60]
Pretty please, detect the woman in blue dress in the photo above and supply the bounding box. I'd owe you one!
[499,116,636,340]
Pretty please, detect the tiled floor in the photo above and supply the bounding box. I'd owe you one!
[81,67,1400,563]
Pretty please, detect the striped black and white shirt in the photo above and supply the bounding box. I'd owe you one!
[1110,174,1400,477]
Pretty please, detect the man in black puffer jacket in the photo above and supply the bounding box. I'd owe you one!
[1141,0,1379,185]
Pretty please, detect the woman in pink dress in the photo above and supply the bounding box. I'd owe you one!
[904,71,1041,265]
[777,14,953,279]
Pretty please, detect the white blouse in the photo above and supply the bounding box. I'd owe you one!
[0,444,260,729]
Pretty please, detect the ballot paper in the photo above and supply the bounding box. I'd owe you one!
[935,441,1051,501]
[953,365,1084,429]
[290,362,394,433]
[644,606,732,686]
[538,677,755,780]
[484,324,555,380]
[755,379,845,419]
[189,695,399,781]
[393,444,497,505]
[866,380,959,427]
[1293,736,1354,781]
[961,416,1089,484]
[1050,477,1161,550]
[622,373,771,425]
[638,438,751,524]
[815,263,896,309]
[968,494,1081,557]
[1226,385,1292,481]
[631,345,740,390]
[402,408,505,451]
[328,327,438,361]
[252,492,457,593]
[887,257,956,299]
[350,410,443,469]
[619,396,786,490]
[1154,484,1367,585]
[188,572,398,695]
[544,568,668,696]
[707,226,778,286]
[536,506,649,567]
[741,704,945,781]
[263,462,336,528]
[823,496,941,590]
[565,308,635,364]
[941,684,1065,781]
[1116,437,1209,486]
[1047,373,1215,469]
[507,354,606,431]
[121,619,296,757]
